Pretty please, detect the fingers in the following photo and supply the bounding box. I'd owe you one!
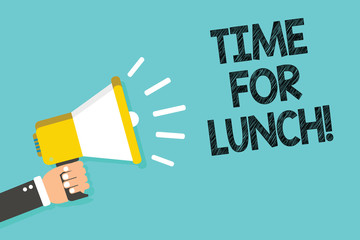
[62,161,84,172]
[60,161,89,194]
[69,183,90,194]
[63,175,88,188]
[62,168,86,180]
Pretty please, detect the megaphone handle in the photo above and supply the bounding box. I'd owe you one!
[56,158,89,201]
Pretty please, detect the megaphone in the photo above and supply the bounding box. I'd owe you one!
[33,76,142,201]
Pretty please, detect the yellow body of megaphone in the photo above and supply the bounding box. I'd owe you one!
[33,77,141,200]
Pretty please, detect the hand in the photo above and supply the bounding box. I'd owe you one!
[43,161,89,204]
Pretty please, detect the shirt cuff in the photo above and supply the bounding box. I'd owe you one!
[34,176,51,207]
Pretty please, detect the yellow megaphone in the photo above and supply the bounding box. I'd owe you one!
[33,76,141,200]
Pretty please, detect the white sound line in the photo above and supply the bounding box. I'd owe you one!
[144,78,171,96]
[152,155,174,167]
[153,105,186,117]
[127,57,144,77]
[156,132,185,139]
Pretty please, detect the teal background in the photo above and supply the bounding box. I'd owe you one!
[0,1,359,239]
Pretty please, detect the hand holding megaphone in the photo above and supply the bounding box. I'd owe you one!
[33,77,142,201]
[0,77,140,223]
[43,161,89,204]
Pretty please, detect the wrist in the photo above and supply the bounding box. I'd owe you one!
[34,176,51,207]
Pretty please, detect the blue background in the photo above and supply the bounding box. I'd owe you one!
[1,1,359,239]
